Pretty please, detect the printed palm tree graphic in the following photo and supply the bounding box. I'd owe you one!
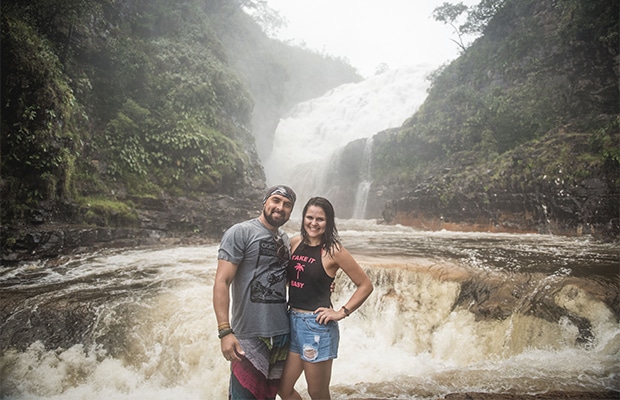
[294,263,304,280]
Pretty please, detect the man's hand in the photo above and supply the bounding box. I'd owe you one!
[220,334,245,362]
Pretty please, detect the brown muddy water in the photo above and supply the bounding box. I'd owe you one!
[1,220,618,399]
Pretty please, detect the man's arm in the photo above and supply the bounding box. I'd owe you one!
[213,259,245,361]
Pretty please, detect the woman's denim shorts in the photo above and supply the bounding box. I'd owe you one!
[289,309,339,363]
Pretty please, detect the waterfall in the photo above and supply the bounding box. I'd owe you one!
[352,137,373,219]
[263,66,430,212]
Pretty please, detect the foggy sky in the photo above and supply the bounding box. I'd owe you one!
[266,0,480,77]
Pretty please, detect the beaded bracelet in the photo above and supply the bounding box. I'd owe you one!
[218,328,234,339]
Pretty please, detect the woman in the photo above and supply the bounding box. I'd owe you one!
[279,197,374,400]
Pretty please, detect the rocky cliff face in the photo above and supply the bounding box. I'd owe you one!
[376,128,619,238]
[1,191,264,263]
[380,177,618,237]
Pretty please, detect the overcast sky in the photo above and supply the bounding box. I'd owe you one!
[265,0,480,77]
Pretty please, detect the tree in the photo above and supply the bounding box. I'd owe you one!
[432,2,469,52]
[432,0,506,51]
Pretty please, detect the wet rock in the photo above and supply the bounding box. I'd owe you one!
[380,174,619,238]
[1,194,261,263]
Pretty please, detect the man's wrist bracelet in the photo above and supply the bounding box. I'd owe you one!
[342,306,351,317]
[218,328,234,339]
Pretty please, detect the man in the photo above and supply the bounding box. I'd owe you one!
[213,185,297,399]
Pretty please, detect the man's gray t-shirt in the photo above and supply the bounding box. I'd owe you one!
[218,218,290,339]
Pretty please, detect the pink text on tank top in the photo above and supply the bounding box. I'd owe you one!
[290,254,317,288]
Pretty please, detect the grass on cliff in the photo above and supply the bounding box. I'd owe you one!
[76,196,139,228]
[432,120,620,206]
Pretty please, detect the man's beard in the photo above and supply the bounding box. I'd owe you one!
[263,209,286,228]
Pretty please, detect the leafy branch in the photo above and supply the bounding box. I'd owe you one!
[432,0,506,52]
[432,2,469,52]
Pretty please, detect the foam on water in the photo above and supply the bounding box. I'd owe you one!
[1,230,618,399]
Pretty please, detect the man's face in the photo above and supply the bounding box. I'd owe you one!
[262,194,294,228]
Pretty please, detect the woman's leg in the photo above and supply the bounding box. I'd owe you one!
[278,352,304,400]
[303,359,333,400]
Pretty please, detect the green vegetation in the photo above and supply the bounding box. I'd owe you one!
[1,14,82,206]
[1,0,358,230]
[1,0,252,219]
[77,196,139,227]
[373,0,619,189]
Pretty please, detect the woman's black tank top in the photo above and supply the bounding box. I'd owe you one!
[287,243,334,311]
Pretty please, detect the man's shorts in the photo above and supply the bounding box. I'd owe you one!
[289,309,339,363]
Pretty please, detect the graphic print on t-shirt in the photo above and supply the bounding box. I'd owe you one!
[250,239,287,303]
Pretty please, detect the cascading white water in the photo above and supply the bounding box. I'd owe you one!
[263,65,432,215]
[1,223,618,399]
[352,137,374,219]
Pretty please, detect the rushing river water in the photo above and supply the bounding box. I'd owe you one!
[1,220,618,399]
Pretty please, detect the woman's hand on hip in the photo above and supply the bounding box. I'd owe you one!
[314,307,344,324]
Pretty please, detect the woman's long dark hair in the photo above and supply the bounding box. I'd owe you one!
[300,197,341,256]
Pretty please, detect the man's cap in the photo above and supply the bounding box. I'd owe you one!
[263,185,296,205]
